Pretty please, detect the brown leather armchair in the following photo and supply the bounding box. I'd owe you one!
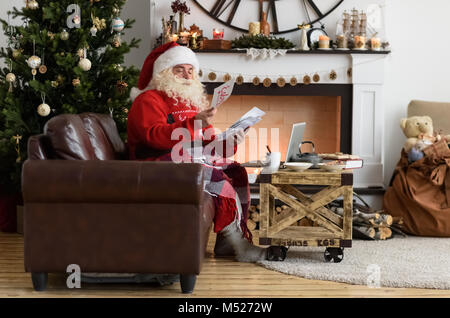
[21,113,214,293]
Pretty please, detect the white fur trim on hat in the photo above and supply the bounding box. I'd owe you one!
[153,46,199,78]
[129,86,148,102]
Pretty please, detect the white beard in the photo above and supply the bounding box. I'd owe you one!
[150,68,210,111]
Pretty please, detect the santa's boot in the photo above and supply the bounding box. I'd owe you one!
[214,232,235,257]
[219,222,266,262]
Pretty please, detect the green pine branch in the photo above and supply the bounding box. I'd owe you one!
[0,0,140,193]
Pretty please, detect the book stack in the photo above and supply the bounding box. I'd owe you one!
[318,152,364,169]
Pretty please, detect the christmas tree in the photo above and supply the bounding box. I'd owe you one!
[0,0,140,193]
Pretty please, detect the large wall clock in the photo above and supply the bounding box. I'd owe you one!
[192,0,344,35]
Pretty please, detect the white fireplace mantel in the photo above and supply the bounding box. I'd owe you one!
[196,51,389,188]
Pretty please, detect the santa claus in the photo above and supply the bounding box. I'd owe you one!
[128,42,286,262]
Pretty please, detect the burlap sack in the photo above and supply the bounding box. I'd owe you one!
[383,140,450,236]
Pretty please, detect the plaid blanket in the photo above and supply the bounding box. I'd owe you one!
[152,148,252,242]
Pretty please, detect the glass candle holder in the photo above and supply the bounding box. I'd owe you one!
[370,37,381,50]
[213,28,224,39]
[336,34,348,49]
[354,35,366,49]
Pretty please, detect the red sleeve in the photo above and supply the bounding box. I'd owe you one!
[128,91,196,150]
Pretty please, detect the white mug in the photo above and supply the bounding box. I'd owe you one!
[267,152,281,172]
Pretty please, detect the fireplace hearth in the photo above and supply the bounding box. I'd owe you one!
[198,51,389,188]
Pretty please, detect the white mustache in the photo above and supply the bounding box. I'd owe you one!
[173,76,193,86]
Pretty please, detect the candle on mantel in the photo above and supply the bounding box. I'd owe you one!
[191,32,198,49]
[249,22,260,35]
[179,31,190,45]
[213,28,224,40]
[370,36,381,51]
[171,34,178,42]
[318,35,330,49]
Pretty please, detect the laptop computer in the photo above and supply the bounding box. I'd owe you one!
[285,122,306,163]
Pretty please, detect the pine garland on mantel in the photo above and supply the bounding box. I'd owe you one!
[231,34,295,50]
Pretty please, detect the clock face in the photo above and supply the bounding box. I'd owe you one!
[193,0,344,35]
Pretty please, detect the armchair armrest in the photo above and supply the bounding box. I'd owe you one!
[22,160,205,204]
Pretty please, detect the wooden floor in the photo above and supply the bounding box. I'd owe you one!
[1,231,449,298]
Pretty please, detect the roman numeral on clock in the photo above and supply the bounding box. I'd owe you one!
[210,0,242,25]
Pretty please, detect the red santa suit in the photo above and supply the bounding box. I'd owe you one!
[127,42,252,241]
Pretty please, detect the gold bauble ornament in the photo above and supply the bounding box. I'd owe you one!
[208,72,217,81]
[263,77,272,87]
[12,49,21,59]
[276,77,286,87]
[37,103,51,117]
[78,58,92,71]
[72,78,81,86]
[6,73,16,83]
[27,55,41,69]
[289,77,298,86]
[313,73,320,82]
[236,75,244,85]
[252,76,260,86]
[303,75,311,85]
[38,65,47,74]
[60,29,69,41]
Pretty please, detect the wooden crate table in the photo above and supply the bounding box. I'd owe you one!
[258,168,353,262]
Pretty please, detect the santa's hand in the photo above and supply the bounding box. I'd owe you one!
[233,128,246,145]
[194,107,217,128]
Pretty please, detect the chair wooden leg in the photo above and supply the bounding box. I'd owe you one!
[180,274,197,294]
[31,272,48,291]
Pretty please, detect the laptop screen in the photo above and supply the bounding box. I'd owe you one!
[285,122,306,163]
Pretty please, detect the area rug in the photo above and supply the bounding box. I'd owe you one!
[257,237,450,290]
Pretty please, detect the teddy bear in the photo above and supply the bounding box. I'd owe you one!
[400,115,440,154]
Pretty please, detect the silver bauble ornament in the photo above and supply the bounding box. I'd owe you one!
[27,55,41,69]
[78,58,92,71]
[90,26,98,36]
[37,103,51,117]
[27,0,39,10]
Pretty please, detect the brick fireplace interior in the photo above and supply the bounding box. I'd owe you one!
[205,84,352,164]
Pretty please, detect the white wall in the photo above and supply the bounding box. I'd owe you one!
[2,0,450,188]
[383,0,450,185]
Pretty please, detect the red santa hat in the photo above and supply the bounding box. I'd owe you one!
[130,42,200,101]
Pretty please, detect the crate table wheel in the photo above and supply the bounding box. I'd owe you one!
[324,247,344,263]
[266,246,288,261]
